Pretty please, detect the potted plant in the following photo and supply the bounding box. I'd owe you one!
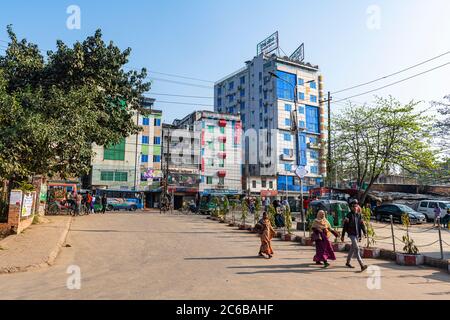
[282,205,294,241]
[360,205,380,258]
[239,198,249,230]
[301,208,314,246]
[220,197,229,223]
[396,214,423,266]
[228,200,237,227]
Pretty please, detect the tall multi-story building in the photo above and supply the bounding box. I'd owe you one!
[85,98,163,208]
[162,111,242,209]
[214,52,326,206]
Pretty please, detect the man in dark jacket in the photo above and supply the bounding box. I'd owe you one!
[341,199,368,271]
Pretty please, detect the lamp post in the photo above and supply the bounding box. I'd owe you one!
[269,71,314,212]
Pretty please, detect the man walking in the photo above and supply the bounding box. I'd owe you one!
[341,199,368,271]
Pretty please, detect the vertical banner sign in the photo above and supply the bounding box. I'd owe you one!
[21,194,34,218]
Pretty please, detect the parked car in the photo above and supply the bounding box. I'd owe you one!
[106,198,138,212]
[415,200,450,222]
[374,204,426,224]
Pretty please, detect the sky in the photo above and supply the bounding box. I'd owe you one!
[1,0,449,123]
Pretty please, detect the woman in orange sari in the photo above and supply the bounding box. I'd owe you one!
[259,212,275,259]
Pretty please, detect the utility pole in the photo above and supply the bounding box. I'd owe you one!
[133,111,140,191]
[327,91,332,188]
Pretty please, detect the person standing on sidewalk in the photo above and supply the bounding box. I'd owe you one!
[433,203,442,227]
[76,193,83,216]
[341,199,368,271]
[101,194,108,214]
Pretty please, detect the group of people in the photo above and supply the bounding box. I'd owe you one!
[64,191,108,215]
[256,199,369,272]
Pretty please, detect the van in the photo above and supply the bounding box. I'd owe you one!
[415,200,450,221]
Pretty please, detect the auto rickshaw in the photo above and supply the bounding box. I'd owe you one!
[307,200,350,228]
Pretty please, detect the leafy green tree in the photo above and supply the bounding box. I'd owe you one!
[254,197,262,224]
[0,26,150,184]
[241,198,248,227]
[333,96,436,203]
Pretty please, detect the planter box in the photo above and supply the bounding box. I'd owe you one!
[294,236,303,243]
[296,222,308,231]
[344,243,352,251]
[275,231,283,239]
[238,225,247,230]
[332,242,346,252]
[282,233,294,241]
[396,253,424,266]
[301,237,314,246]
[228,223,235,227]
[360,247,381,259]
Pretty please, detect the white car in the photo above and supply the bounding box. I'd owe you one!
[415,200,450,221]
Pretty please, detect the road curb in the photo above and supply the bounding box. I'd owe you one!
[0,216,73,275]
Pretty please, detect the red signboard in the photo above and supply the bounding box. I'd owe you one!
[261,190,278,197]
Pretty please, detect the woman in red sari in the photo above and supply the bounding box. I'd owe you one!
[259,212,275,259]
[312,210,339,268]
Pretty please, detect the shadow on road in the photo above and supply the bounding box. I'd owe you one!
[185,256,262,260]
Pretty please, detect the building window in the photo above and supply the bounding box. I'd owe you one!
[240,76,245,85]
[101,171,128,182]
[220,143,225,151]
[310,151,319,159]
[104,139,126,161]
[285,104,292,112]
[261,180,267,188]
[283,133,292,141]
[141,155,149,163]
[208,125,215,134]
[299,121,306,129]
[154,137,161,145]
[208,158,214,167]
[285,118,291,126]
[219,159,225,168]
[311,166,319,174]
[240,101,245,110]
[285,164,292,172]
[228,95,234,103]
[217,87,222,95]
[240,89,245,97]
[208,141,214,150]
[276,71,296,101]
[259,99,263,108]
[100,171,114,181]
[220,127,225,134]
[154,118,161,126]
[269,181,273,189]
[298,106,305,114]
[310,137,318,144]
[264,106,268,114]
[298,78,304,86]
[283,148,291,156]
[143,118,150,126]
[306,106,320,133]
[299,92,305,101]
[264,91,268,100]
[207,177,213,185]
[259,72,262,81]
[310,95,317,103]
[142,136,149,145]
[310,81,317,89]
[153,155,161,163]
[252,180,257,188]
[229,82,234,90]
[217,98,222,107]
[219,177,225,185]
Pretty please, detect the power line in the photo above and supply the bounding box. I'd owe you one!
[147,93,213,99]
[334,61,450,104]
[154,100,214,107]
[149,77,213,89]
[145,70,214,84]
[332,50,450,95]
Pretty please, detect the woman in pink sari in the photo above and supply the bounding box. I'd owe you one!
[312,210,339,268]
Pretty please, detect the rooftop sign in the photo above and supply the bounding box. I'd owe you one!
[257,31,279,56]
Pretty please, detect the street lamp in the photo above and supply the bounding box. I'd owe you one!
[269,71,315,220]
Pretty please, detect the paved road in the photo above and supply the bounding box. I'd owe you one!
[1,212,449,300]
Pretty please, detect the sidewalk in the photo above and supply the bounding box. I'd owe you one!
[0,215,72,274]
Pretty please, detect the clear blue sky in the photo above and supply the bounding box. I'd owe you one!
[1,0,449,122]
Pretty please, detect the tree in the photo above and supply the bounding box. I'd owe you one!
[432,94,450,155]
[0,26,150,184]
[333,96,436,203]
